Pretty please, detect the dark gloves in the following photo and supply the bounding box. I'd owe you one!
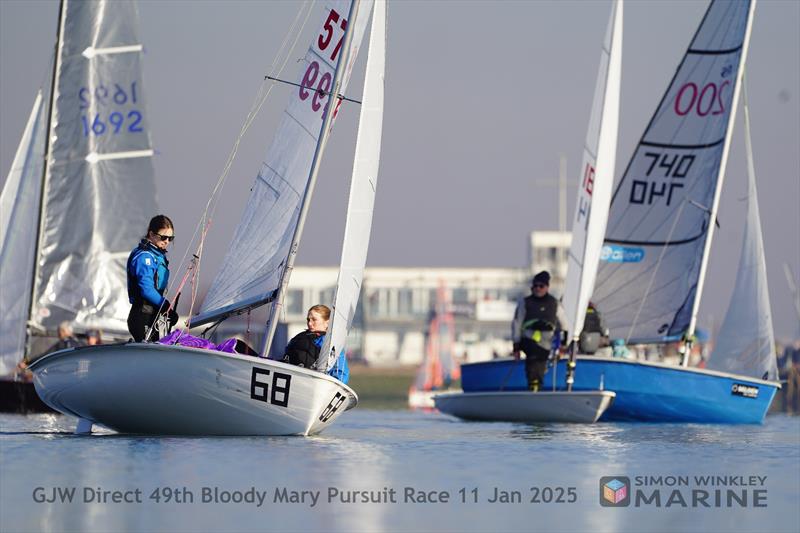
[161,299,179,327]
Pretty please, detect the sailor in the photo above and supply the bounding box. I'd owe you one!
[284,304,350,383]
[579,302,609,354]
[126,215,178,342]
[512,271,567,391]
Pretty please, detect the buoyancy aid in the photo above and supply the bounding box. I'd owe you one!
[520,293,559,352]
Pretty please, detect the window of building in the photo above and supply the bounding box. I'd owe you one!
[452,287,469,304]
[286,289,304,317]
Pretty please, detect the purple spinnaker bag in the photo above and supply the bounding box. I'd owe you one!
[158,330,239,354]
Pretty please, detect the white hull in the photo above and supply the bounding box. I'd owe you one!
[29,344,357,436]
[408,387,459,410]
[433,390,615,423]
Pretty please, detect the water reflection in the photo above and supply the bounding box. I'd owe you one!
[1,412,798,533]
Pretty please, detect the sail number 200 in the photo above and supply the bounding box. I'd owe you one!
[674,80,730,117]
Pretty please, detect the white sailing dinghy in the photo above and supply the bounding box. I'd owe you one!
[30,0,386,436]
[1,0,159,412]
[435,0,622,424]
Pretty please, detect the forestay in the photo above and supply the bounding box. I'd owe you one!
[30,0,158,336]
[592,0,755,343]
[561,0,622,340]
[0,93,47,374]
[197,0,375,326]
[318,0,386,370]
[707,83,777,381]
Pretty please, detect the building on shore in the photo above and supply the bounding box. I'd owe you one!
[278,231,571,366]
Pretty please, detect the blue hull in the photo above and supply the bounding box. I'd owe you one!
[460,357,779,423]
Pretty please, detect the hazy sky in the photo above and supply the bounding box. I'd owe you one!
[1,0,798,339]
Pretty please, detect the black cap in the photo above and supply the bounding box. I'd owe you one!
[532,271,551,286]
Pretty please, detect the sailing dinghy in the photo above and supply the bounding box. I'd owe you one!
[30,0,386,436]
[408,282,461,410]
[435,0,622,424]
[1,0,159,413]
[459,0,780,423]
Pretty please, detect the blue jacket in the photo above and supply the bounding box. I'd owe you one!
[313,335,350,384]
[127,240,169,307]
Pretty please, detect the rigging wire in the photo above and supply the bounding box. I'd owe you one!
[162,0,317,327]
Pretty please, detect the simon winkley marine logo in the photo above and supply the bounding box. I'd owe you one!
[599,476,630,507]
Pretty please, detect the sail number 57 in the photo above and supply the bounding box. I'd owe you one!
[318,9,348,62]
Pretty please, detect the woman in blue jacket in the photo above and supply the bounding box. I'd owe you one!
[126,215,177,341]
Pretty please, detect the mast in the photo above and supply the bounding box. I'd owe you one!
[27,0,66,351]
[260,0,363,356]
[680,0,757,366]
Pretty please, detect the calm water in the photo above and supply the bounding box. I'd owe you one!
[1,410,798,533]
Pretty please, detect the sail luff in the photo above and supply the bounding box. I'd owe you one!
[317,0,386,370]
[562,0,622,341]
[260,0,364,356]
[28,0,66,340]
[681,0,758,363]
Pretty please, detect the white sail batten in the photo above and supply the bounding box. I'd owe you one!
[197,0,375,328]
[708,80,777,381]
[562,0,622,340]
[0,93,47,374]
[592,0,755,343]
[318,0,386,370]
[30,0,158,336]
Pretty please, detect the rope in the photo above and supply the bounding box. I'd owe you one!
[159,1,316,332]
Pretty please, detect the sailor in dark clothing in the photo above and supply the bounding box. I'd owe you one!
[512,271,567,391]
[48,321,83,352]
[579,302,609,354]
[126,215,178,342]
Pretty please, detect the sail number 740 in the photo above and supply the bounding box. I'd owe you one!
[629,151,695,207]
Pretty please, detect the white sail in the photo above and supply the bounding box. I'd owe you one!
[319,0,386,370]
[31,0,158,336]
[198,0,375,325]
[562,0,622,340]
[0,92,47,374]
[708,82,776,380]
[592,0,756,343]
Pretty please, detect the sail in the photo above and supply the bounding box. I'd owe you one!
[561,0,622,339]
[707,84,777,381]
[318,0,386,369]
[411,282,459,391]
[31,0,158,336]
[198,0,375,325]
[0,93,47,374]
[592,0,756,343]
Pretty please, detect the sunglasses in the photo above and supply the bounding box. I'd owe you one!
[532,283,547,289]
[153,233,175,242]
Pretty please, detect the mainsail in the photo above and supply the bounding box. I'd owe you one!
[592,0,756,343]
[707,82,777,380]
[31,0,158,335]
[561,0,622,340]
[197,0,375,327]
[1,0,158,373]
[319,0,386,369]
[0,93,47,375]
